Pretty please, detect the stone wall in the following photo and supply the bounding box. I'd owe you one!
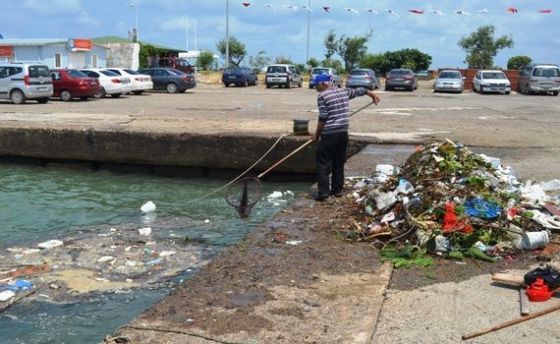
[104,43,140,70]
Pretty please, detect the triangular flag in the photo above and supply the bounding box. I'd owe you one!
[345,8,359,14]
[365,9,379,15]
[506,7,518,14]
[241,2,250,7]
[455,10,471,16]
[431,10,444,16]
[538,9,552,14]
[386,9,399,17]
[322,6,330,13]
[478,9,488,14]
[408,9,424,15]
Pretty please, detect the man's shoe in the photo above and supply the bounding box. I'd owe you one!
[332,192,343,198]
[314,195,329,202]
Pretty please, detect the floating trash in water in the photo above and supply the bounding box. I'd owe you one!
[138,227,152,236]
[37,240,63,250]
[140,201,157,213]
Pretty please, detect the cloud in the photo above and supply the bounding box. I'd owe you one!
[23,0,82,14]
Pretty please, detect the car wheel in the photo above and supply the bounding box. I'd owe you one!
[266,83,271,89]
[111,93,121,98]
[80,96,89,101]
[10,89,26,104]
[133,91,143,95]
[553,91,559,96]
[505,91,510,95]
[166,83,178,93]
[60,90,72,101]
[384,86,391,91]
[285,81,291,89]
[298,81,302,88]
[243,80,248,87]
[96,87,106,98]
[36,97,49,104]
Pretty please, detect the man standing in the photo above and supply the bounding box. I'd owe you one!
[312,73,380,201]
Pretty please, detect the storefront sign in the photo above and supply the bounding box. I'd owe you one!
[67,38,92,51]
[0,46,14,57]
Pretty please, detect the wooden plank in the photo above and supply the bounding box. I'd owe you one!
[519,288,530,316]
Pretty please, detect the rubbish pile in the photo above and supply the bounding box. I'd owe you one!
[346,140,560,262]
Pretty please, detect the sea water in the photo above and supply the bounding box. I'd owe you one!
[0,162,308,343]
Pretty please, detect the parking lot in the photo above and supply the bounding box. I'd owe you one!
[0,80,559,180]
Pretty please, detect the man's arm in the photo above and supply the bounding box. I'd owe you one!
[347,87,380,104]
[313,120,325,143]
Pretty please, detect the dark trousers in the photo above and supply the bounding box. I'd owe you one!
[316,132,348,198]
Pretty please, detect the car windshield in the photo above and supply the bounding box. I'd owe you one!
[267,66,287,73]
[533,68,560,77]
[224,68,243,74]
[67,70,88,78]
[312,68,330,75]
[391,70,411,75]
[100,70,119,76]
[29,65,50,78]
[124,69,140,75]
[439,71,461,79]
[482,72,506,79]
[350,70,369,76]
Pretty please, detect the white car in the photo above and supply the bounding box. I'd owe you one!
[104,68,153,95]
[473,70,511,95]
[80,68,131,98]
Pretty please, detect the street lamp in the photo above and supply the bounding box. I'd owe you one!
[225,0,230,67]
[306,0,310,64]
[129,1,139,42]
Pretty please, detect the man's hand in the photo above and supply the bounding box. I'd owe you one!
[366,90,380,105]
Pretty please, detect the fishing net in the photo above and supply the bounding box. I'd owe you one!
[225,177,262,218]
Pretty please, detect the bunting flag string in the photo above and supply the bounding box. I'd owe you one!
[239,2,554,16]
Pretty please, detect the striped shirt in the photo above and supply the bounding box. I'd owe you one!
[317,87,367,135]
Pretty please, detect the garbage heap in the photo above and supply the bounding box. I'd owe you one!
[348,140,560,260]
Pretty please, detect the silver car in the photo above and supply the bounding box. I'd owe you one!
[0,62,53,104]
[434,70,464,93]
[472,70,511,95]
[519,64,560,96]
[265,64,302,89]
[346,69,379,90]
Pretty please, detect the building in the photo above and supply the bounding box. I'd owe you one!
[0,38,107,69]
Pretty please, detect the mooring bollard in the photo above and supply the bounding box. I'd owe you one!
[292,119,310,135]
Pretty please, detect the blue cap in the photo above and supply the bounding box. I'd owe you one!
[314,73,331,83]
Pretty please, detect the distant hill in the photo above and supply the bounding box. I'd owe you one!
[92,36,181,51]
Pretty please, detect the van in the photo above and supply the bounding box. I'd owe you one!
[222,67,258,87]
[519,64,560,96]
[265,64,302,89]
[0,62,53,104]
[309,67,342,89]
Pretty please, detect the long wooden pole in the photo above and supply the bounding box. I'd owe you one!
[257,102,374,179]
[462,302,560,340]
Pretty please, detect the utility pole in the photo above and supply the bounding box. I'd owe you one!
[194,20,198,51]
[225,0,230,67]
[185,19,189,50]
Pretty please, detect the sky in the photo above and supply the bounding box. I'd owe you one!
[1,0,558,69]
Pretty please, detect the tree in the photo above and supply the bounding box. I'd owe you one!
[507,55,532,70]
[196,51,215,71]
[458,25,514,69]
[361,49,432,75]
[324,30,372,72]
[216,36,247,67]
[307,58,320,68]
[248,50,272,72]
[274,55,293,64]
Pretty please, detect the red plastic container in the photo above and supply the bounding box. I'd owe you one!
[526,278,554,302]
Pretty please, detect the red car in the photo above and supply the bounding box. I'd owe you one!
[50,69,101,101]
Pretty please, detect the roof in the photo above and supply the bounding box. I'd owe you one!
[0,38,67,46]
[0,38,107,49]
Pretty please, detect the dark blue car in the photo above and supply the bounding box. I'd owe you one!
[222,67,258,87]
[138,68,196,93]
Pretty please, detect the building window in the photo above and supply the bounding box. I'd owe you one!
[55,53,62,68]
[92,54,98,68]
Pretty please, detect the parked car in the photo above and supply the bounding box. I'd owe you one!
[105,68,153,95]
[157,57,195,74]
[138,68,196,93]
[222,67,258,87]
[434,69,465,93]
[80,69,129,98]
[472,70,511,95]
[309,67,342,88]
[50,69,100,101]
[0,62,52,104]
[345,68,379,90]
[385,69,418,91]
[519,64,560,96]
[265,64,302,88]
